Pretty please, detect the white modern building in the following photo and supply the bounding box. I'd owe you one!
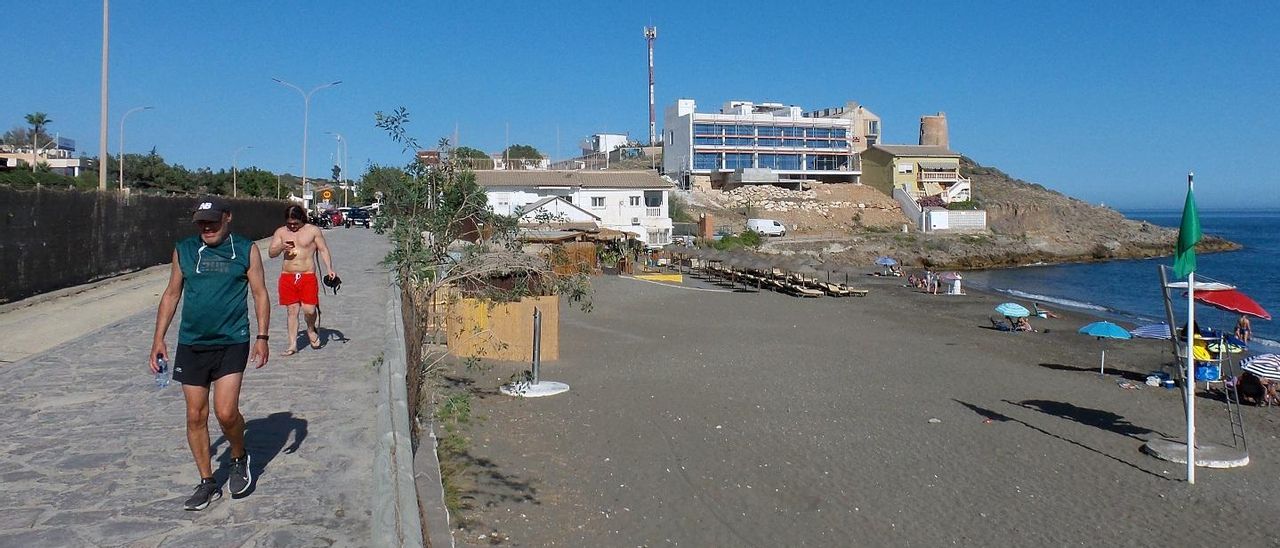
[662,99,880,188]
[580,133,629,156]
[474,170,674,248]
[0,137,82,177]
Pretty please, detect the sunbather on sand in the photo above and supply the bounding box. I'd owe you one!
[1015,317,1037,332]
[1033,302,1060,319]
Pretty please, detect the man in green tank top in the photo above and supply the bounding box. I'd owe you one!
[150,197,272,511]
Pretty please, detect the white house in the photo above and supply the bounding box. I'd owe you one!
[515,196,600,224]
[473,170,674,248]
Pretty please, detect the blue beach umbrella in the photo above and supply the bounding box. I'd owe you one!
[875,256,898,266]
[995,302,1031,318]
[1079,321,1132,375]
[1130,323,1172,340]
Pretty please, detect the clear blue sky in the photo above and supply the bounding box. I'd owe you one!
[3,1,1276,209]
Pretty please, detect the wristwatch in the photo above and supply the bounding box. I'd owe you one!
[256,335,270,341]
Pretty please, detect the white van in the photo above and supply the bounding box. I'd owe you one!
[746,218,786,237]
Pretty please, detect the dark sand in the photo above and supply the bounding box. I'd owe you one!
[444,272,1280,546]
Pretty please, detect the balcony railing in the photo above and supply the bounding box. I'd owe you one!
[919,171,968,183]
[646,207,662,217]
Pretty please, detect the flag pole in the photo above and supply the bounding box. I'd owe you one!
[1184,171,1196,484]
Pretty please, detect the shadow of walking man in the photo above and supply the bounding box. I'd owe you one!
[212,411,308,497]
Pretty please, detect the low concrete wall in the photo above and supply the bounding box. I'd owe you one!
[378,272,427,547]
[893,187,924,229]
[0,187,288,303]
[925,208,988,232]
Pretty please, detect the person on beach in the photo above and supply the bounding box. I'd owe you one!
[1033,302,1060,319]
[150,196,270,511]
[1015,317,1036,332]
[1238,371,1276,406]
[268,205,338,355]
[1236,315,1252,343]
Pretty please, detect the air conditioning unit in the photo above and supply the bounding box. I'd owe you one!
[631,217,640,225]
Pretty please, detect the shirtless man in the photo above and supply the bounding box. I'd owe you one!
[268,205,338,355]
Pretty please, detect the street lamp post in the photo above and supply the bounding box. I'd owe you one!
[276,164,296,200]
[118,105,152,190]
[325,131,348,207]
[273,78,341,213]
[232,145,253,197]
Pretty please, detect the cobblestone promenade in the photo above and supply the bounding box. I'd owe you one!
[0,228,391,547]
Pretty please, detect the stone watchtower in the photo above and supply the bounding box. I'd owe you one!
[919,112,949,148]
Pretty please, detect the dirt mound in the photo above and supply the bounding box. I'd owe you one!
[690,182,907,235]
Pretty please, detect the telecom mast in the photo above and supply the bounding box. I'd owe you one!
[644,26,657,145]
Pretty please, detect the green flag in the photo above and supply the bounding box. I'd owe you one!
[1172,186,1202,278]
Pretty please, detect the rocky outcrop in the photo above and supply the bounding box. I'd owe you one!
[686,157,1239,270]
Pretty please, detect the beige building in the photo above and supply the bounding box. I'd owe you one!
[860,144,970,204]
[805,101,882,154]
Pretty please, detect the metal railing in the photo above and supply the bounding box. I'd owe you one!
[453,157,550,171]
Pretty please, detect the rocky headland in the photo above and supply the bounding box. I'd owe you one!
[685,158,1239,270]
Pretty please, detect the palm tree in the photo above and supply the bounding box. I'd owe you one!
[24,112,52,173]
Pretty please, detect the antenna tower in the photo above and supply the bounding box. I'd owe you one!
[644,26,657,146]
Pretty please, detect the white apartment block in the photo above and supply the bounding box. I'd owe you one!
[662,99,880,187]
[473,170,674,248]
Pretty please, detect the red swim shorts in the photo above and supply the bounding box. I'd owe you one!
[278,272,319,306]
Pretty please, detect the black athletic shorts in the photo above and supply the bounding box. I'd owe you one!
[173,343,249,387]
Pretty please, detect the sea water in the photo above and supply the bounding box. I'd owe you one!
[962,209,1280,349]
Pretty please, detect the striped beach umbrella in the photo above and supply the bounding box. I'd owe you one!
[1130,323,1172,340]
[1241,354,1280,381]
[995,302,1031,318]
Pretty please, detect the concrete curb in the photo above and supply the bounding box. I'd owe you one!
[374,271,425,547]
[414,417,457,548]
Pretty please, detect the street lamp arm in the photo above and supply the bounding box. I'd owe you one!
[273,77,341,213]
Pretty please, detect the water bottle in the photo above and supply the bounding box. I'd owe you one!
[155,354,171,389]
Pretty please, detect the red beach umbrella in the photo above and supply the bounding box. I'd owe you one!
[1192,289,1271,320]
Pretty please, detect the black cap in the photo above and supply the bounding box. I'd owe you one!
[192,197,231,222]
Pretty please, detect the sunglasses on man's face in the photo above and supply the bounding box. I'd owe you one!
[286,221,303,228]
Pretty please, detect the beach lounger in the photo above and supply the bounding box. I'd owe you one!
[787,283,824,298]
[817,282,849,297]
[847,289,870,297]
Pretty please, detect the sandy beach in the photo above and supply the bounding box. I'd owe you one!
[439,270,1280,546]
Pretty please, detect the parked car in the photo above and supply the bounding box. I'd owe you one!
[345,208,372,228]
[324,209,344,229]
[746,218,786,237]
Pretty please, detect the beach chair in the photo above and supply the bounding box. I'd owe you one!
[847,288,870,297]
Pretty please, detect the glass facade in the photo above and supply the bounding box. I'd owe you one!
[694,152,721,170]
[725,153,752,169]
[688,119,855,172]
[807,155,845,170]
